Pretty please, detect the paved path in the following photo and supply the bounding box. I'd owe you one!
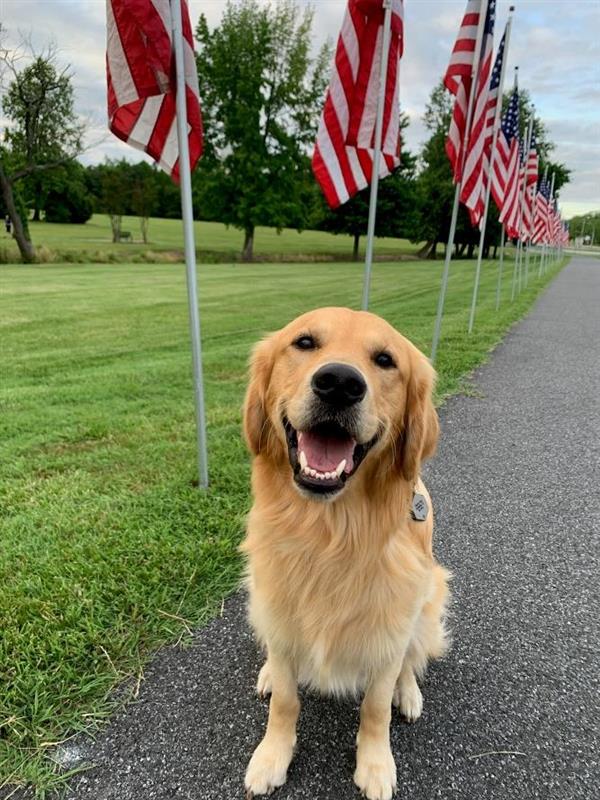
[60,257,600,799]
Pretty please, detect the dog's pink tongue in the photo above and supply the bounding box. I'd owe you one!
[298,431,354,473]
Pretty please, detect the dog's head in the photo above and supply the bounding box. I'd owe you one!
[243,307,439,501]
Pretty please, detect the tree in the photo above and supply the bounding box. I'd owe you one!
[1,42,85,260]
[130,163,159,243]
[96,161,132,243]
[410,83,456,259]
[568,211,600,243]
[44,163,93,224]
[195,0,331,260]
[314,114,418,260]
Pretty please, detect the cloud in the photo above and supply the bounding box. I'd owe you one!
[2,0,598,214]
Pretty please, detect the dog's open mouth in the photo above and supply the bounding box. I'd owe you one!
[284,418,378,496]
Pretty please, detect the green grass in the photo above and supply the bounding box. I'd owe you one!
[0,253,566,795]
[0,215,419,263]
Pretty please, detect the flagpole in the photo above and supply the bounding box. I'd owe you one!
[525,181,533,287]
[547,171,556,272]
[511,113,533,300]
[495,225,506,309]
[361,0,394,311]
[468,8,514,334]
[431,0,489,362]
[171,0,209,488]
[496,65,518,312]
[536,165,548,278]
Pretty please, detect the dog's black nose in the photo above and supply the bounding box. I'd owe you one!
[311,363,367,407]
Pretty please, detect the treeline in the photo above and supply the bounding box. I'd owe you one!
[1,0,571,262]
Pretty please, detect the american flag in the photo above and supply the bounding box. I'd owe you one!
[507,134,528,239]
[521,129,538,240]
[444,0,486,182]
[460,9,502,227]
[497,90,521,237]
[532,173,550,244]
[525,128,539,187]
[491,83,518,213]
[550,197,561,244]
[312,0,404,209]
[106,0,203,182]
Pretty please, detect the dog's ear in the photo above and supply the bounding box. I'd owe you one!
[397,349,439,482]
[243,335,275,455]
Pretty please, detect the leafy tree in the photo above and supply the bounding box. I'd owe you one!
[195,0,331,260]
[130,162,159,243]
[95,161,132,242]
[568,211,600,243]
[410,83,455,258]
[44,163,93,224]
[0,43,85,260]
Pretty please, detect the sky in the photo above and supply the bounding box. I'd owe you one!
[1,0,599,218]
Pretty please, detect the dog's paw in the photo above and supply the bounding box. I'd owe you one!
[393,672,423,723]
[354,747,397,800]
[256,662,272,698]
[392,671,423,722]
[245,739,292,797]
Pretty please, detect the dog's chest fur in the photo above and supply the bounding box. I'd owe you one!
[244,500,432,696]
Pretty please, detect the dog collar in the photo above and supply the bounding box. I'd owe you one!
[410,490,429,522]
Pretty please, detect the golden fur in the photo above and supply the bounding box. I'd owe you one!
[241,307,450,800]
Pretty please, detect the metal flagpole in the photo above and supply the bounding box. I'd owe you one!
[525,182,534,288]
[495,225,506,309]
[511,113,533,300]
[547,171,556,272]
[468,8,514,334]
[171,0,209,488]
[496,65,518,312]
[536,166,547,279]
[362,0,394,311]
[511,238,520,300]
[431,0,489,362]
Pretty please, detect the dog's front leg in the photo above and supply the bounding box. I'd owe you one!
[354,661,401,800]
[245,648,299,797]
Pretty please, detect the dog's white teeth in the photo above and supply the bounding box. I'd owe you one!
[335,459,347,478]
[299,450,307,470]
[303,466,311,476]
[309,468,317,477]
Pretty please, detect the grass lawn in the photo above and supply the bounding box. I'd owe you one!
[0,215,420,263]
[0,252,566,794]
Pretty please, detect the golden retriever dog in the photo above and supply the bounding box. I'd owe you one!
[241,307,449,800]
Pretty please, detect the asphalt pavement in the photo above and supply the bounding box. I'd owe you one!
[39,257,600,799]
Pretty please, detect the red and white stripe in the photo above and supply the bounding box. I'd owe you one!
[532,189,548,244]
[499,138,521,237]
[520,137,539,241]
[312,0,404,209]
[490,126,509,212]
[444,0,484,182]
[459,17,496,225]
[106,0,203,182]
[522,183,535,241]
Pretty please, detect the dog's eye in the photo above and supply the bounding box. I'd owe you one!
[293,335,317,351]
[374,351,395,369]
